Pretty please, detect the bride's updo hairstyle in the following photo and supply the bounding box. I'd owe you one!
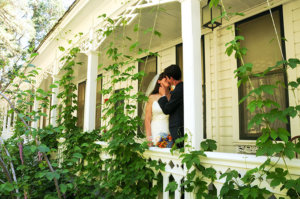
[151,72,166,95]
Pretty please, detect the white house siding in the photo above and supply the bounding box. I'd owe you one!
[284,0,300,138]
[205,27,237,153]
[157,46,176,73]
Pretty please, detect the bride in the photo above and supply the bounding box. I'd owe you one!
[144,73,173,147]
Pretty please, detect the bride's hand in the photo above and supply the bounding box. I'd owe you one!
[147,136,153,147]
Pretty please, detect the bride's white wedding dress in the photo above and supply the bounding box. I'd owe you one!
[151,100,170,145]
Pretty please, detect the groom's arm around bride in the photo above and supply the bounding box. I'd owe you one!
[158,65,184,148]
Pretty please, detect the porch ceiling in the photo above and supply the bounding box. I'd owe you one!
[97,0,268,64]
[97,1,182,62]
[201,0,267,13]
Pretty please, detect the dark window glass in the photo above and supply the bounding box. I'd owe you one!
[236,7,288,139]
[77,81,86,128]
[48,96,52,125]
[96,75,102,129]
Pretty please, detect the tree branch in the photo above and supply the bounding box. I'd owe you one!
[0,91,62,199]
[0,137,19,198]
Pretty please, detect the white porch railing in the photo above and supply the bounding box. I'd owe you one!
[143,148,300,199]
[144,148,187,199]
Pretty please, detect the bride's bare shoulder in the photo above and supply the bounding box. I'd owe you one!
[148,94,159,102]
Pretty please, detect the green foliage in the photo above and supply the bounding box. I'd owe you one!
[93,15,164,199]
[1,2,300,199]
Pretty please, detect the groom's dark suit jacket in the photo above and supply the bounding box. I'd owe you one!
[158,82,184,147]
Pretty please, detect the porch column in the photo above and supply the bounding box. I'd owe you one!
[50,76,59,127]
[83,51,98,132]
[181,0,203,150]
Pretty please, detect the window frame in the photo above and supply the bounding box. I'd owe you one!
[235,6,290,140]
[77,80,86,129]
[137,55,158,130]
[95,74,103,129]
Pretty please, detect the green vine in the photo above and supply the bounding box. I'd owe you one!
[1,1,300,198]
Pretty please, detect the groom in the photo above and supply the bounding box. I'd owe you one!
[158,64,184,148]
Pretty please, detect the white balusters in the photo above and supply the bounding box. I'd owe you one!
[173,174,182,199]
[162,172,170,199]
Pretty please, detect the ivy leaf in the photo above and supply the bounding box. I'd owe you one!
[154,30,161,37]
[73,153,83,159]
[288,81,299,88]
[144,27,153,34]
[270,129,278,140]
[0,182,14,192]
[59,184,67,194]
[288,58,300,69]
[38,144,50,153]
[30,145,37,153]
[134,24,139,32]
[129,42,139,51]
[49,84,58,88]
[240,187,251,199]
[225,45,234,56]
[165,181,178,192]
[203,167,217,180]
[283,142,295,159]
[277,128,290,143]
[261,85,277,95]
[45,172,60,181]
[201,139,217,151]
[58,46,65,51]
[30,52,38,58]
[209,0,220,8]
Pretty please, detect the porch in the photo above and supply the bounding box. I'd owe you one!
[1,0,300,198]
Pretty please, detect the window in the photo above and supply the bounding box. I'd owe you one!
[42,106,47,128]
[176,37,206,138]
[236,7,288,140]
[176,44,184,80]
[77,81,86,128]
[138,55,157,129]
[96,75,102,129]
[10,111,14,127]
[48,96,52,125]
[42,97,50,128]
[5,109,9,128]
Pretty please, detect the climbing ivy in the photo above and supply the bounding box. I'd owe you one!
[1,1,300,198]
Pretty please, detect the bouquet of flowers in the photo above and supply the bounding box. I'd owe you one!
[156,133,173,148]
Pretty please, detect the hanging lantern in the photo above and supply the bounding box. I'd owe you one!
[202,0,222,30]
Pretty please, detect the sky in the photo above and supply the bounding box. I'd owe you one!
[63,0,75,9]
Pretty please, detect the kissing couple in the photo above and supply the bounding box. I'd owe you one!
[144,64,184,148]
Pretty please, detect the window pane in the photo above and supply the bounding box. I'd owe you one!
[139,56,157,94]
[138,56,157,118]
[138,56,157,134]
[176,44,183,80]
[77,81,86,128]
[240,73,287,139]
[237,8,288,139]
[238,10,282,73]
[96,75,102,129]
[43,106,47,128]
[48,96,52,125]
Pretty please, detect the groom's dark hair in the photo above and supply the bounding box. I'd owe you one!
[164,64,181,80]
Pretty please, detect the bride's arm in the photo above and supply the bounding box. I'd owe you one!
[145,97,153,145]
